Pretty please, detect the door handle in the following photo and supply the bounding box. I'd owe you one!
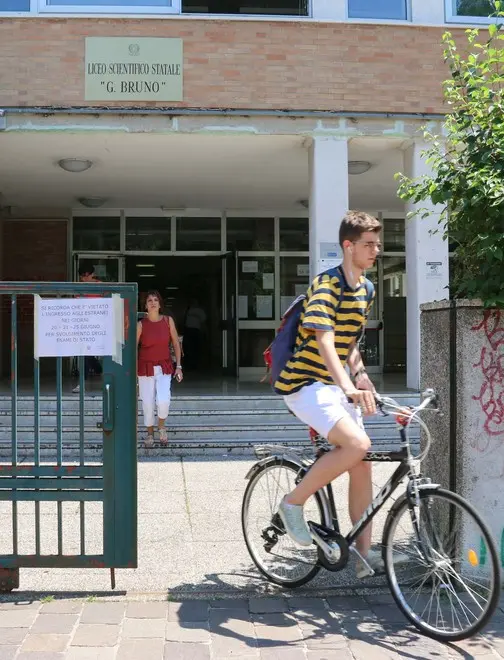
[102,375,114,432]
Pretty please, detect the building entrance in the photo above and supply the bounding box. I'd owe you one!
[71,211,408,381]
[74,251,238,377]
[126,255,225,375]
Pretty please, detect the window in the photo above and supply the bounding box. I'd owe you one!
[383,218,405,252]
[238,256,275,320]
[73,216,120,252]
[175,217,221,251]
[126,217,171,251]
[227,218,274,252]
[239,329,275,367]
[4,0,309,14]
[39,0,179,12]
[182,0,308,15]
[279,217,309,252]
[446,0,496,22]
[0,0,29,9]
[348,0,407,20]
[280,256,309,314]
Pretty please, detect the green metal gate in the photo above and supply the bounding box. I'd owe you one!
[0,282,138,591]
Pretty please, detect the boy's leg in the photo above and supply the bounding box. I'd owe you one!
[278,383,370,546]
[348,461,373,557]
[285,415,370,505]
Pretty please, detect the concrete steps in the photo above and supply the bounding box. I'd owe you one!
[0,392,421,458]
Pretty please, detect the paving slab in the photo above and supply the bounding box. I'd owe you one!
[0,596,501,658]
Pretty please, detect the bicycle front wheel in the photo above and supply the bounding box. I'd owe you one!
[242,457,327,588]
[383,487,501,642]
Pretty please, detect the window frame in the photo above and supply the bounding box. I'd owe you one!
[37,0,180,14]
[444,0,499,23]
[346,0,410,22]
[0,0,312,15]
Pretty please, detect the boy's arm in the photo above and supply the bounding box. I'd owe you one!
[347,340,375,392]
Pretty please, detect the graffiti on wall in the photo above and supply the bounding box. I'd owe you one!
[471,310,504,448]
[479,528,504,568]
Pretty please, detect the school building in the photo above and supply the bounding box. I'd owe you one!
[0,0,492,388]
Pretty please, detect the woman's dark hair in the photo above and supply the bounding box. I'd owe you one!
[78,260,95,278]
[144,290,163,312]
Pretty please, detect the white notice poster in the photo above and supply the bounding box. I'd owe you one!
[242,261,258,273]
[263,273,274,290]
[256,295,272,318]
[280,296,293,316]
[426,261,443,279]
[295,284,307,297]
[34,296,115,358]
[318,258,341,273]
[297,264,309,277]
[238,295,248,319]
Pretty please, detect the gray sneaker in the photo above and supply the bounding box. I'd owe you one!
[356,548,384,579]
[278,497,312,547]
[356,547,410,579]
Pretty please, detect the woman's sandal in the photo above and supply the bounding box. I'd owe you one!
[144,434,154,449]
[159,428,168,446]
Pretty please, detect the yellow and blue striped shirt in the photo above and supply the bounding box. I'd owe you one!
[274,267,374,395]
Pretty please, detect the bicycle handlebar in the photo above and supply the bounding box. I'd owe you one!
[346,389,439,414]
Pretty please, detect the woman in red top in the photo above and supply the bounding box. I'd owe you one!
[137,291,183,447]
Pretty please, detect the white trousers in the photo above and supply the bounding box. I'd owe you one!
[138,365,172,428]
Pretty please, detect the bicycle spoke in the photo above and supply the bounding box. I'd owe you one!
[384,488,499,640]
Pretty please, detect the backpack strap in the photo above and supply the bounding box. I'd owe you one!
[335,265,345,309]
[356,277,375,345]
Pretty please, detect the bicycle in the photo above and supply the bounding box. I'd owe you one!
[241,388,501,642]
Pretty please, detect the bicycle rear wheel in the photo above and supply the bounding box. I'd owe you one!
[383,487,500,642]
[242,457,327,588]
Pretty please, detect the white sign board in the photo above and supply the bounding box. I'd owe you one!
[34,297,116,358]
[318,258,342,273]
[320,242,342,260]
[256,295,272,318]
[262,273,274,290]
[238,295,248,319]
[426,261,443,279]
[297,264,309,277]
[242,261,258,273]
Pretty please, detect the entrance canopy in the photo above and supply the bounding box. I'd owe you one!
[0,131,405,211]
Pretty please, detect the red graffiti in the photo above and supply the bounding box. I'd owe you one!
[472,310,504,441]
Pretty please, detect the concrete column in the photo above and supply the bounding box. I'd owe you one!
[311,0,346,20]
[404,141,449,390]
[308,137,348,279]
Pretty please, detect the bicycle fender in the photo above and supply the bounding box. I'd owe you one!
[244,455,305,481]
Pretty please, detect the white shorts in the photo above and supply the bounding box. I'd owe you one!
[283,382,364,440]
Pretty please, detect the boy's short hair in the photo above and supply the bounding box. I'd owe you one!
[339,211,382,247]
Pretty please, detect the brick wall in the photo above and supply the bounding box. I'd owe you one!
[1,220,68,377]
[0,19,453,114]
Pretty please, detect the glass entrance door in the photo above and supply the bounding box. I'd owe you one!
[361,262,383,374]
[221,252,238,376]
[382,257,406,371]
[74,255,124,282]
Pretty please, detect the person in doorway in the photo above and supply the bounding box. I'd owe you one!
[183,298,207,370]
[72,260,103,394]
[274,211,384,579]
[137,290,183,447]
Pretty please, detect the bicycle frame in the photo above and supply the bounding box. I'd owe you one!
[326,442,412,544]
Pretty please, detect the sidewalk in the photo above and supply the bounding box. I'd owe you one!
[0,457,402,594]
[2,593,504,659]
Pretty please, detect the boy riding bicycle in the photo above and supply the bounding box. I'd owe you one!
[274,211,382,578]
